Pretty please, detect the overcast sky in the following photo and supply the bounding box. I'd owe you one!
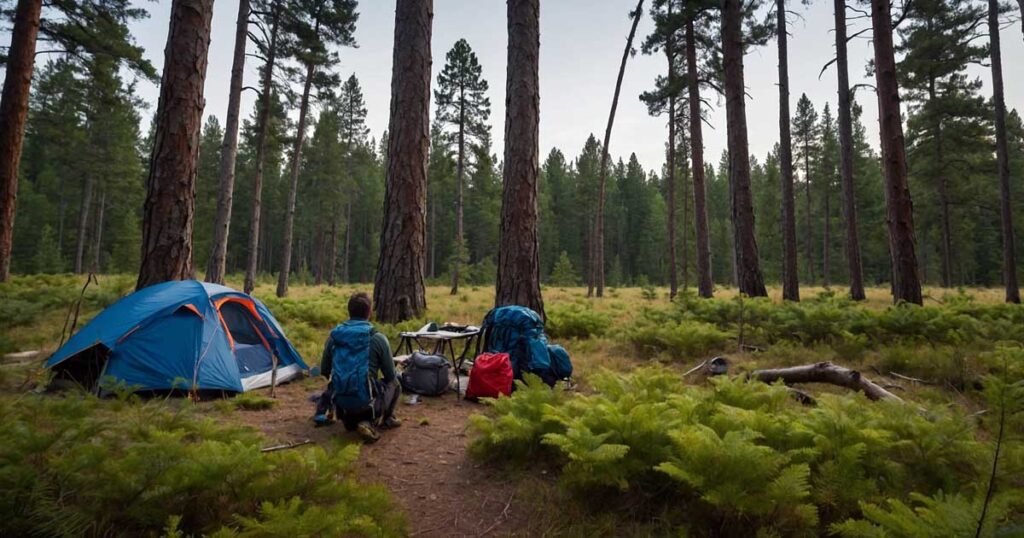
[35,1,1024,173]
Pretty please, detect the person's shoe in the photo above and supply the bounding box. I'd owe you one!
[313,413,334,427]
[381,416,402,429]
[356,421,380,443]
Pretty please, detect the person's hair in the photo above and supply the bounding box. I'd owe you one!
[348,292,372,320]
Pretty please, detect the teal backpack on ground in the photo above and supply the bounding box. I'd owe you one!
[547,344,573,380]
[480,306,568,385]
[329,320,375,411]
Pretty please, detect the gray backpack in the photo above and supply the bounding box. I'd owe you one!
[400,352,451,396]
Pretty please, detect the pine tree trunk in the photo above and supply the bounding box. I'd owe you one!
[451,106,465,295]
[823,178,831,286]
[277,59,315,298]
[722,0,768,298]
[496,0,545,319]
[666,1,678,299]
[835,0,866,300]
[804,140,814,284]
[137,0,214,291]
[686,19,714,299]
[328,212,338,285]
[74,175,94,274]
[373,0,431,323]
[682,153,690,290]
[313,228,324,285]
[870,0,922,305]
[990,0,1020,303]
[777,0,800,301]
[593,0,643,298]
[244,5,280,294]
[343,201,351,282]
[0,0,41,282]
[91,189,105,271]
[205,0,249,285]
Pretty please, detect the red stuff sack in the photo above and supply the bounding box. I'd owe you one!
[465,352,513,400]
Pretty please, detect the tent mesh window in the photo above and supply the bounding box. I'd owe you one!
[219,301,274,377]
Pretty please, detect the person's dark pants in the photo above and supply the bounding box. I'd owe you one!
[339,379,401,431]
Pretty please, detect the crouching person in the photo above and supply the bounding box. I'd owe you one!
[320,292,401,443]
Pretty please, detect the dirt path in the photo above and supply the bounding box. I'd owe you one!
[227,380,527,537]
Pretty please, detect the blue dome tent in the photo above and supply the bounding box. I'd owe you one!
[46,280,308,393]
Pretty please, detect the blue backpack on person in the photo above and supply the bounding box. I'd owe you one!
[480,306,571,385]
[329,320,375,411]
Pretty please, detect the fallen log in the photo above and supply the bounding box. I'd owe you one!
[751,362,903,402]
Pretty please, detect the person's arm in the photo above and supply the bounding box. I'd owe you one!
[319,336,334,379]
[372,332,396,383]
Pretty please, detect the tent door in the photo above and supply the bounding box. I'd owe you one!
[218,301,275,378]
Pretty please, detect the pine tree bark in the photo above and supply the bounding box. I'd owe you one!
[277,59,315,298]
[74,174,94,274]
[870,0,922,304]
[686,20,714,299]
[91,189,105,271]
[666,0,678,299]
[205,0,249,285]
[835,0,866,300]
[373,0,431,323]
[496,0,545,319]
[244,4,280,294]
[137,0,214,291]
[776,0,800,301]
[0,0,42,282]
[722,0,768,298]
[989,0,1020,303]
[593,0,644,298]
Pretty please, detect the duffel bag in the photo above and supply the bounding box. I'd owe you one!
[400,351,451,396]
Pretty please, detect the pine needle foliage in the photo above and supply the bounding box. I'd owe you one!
[0,394,404,537]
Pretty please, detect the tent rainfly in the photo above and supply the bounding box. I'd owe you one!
[47,280,308,393]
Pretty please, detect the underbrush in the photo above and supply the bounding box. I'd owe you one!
[622,290,1024,363]
[229,391,278,410]
[470,353,1024,536]
[546,303,612,339]
[0,393,404,537]
[0,274,135,354]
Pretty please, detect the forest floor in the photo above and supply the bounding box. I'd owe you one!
[224,378,531,537]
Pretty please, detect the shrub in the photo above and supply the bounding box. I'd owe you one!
[231,391,278,410]
[625,319,730,358]
[469,367,1015,536]
[0,394,404,537]
[546,303,612,339]
[468,374,568,463]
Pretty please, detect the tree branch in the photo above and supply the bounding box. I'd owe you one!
[751,362,904,402]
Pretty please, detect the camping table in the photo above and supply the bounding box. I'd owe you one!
[393,324,481,398]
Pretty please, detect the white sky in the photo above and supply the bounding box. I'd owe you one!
[18,1,1024,173]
